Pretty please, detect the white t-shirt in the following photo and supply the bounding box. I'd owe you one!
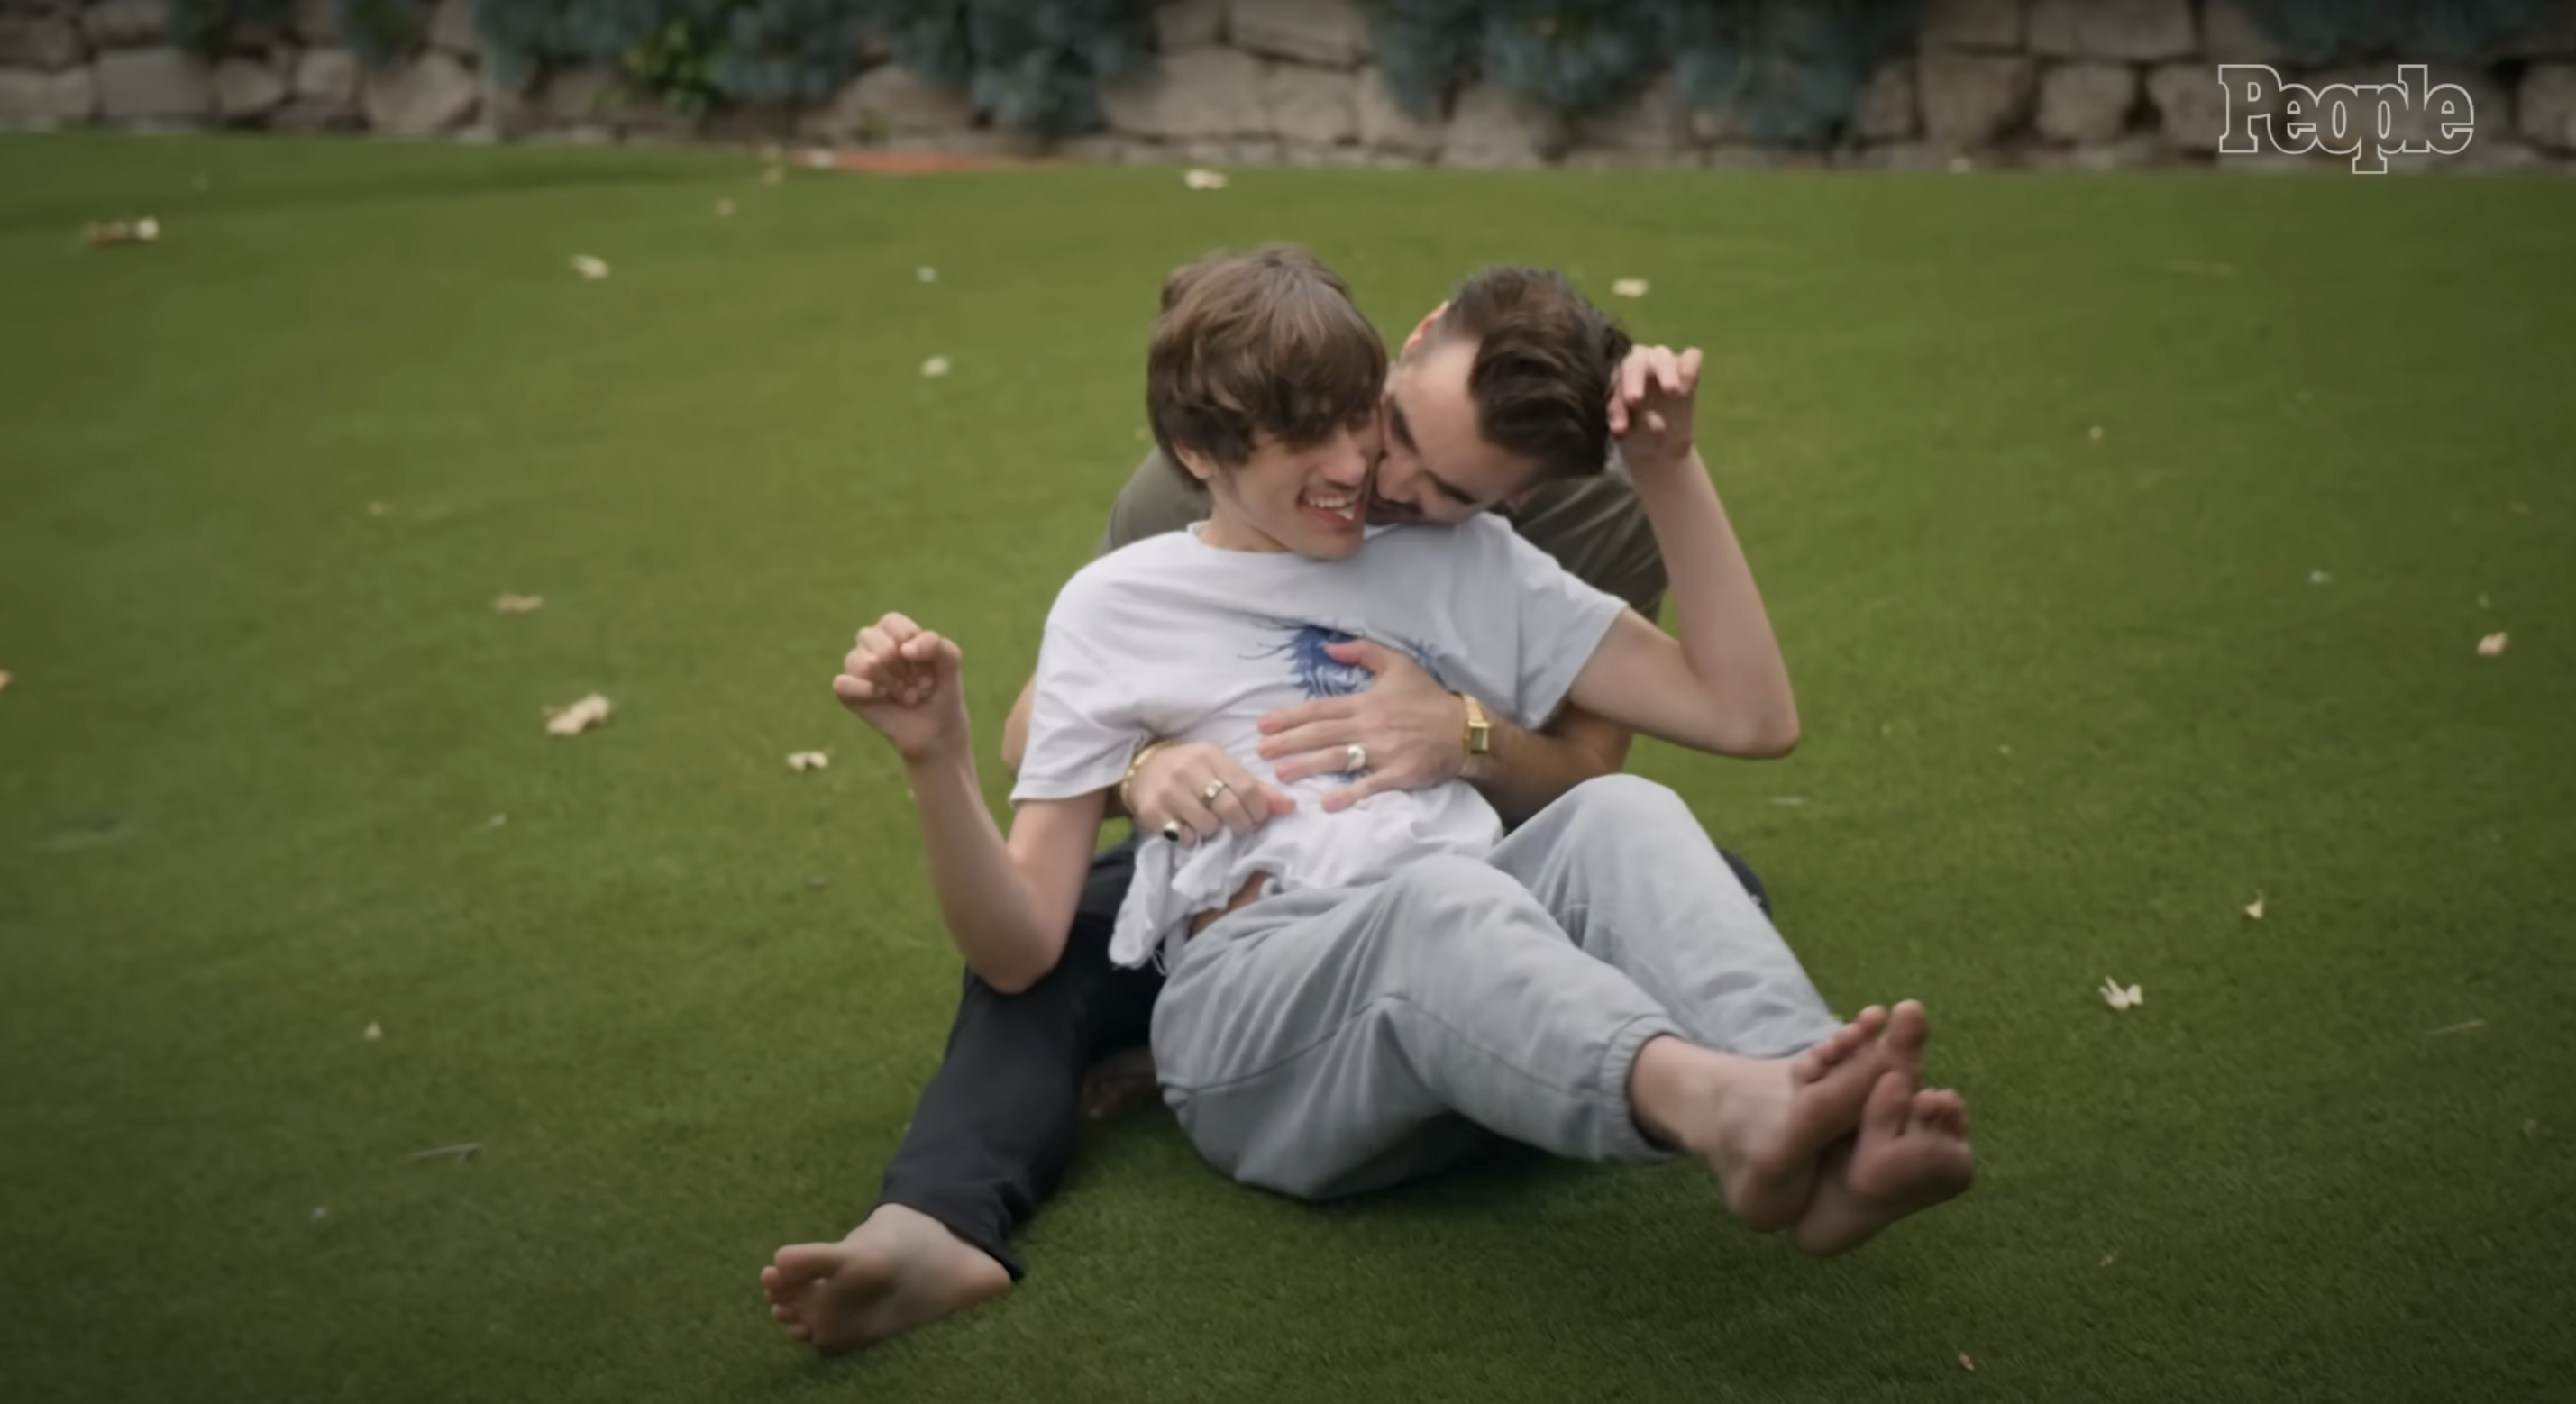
[1012,515,1629,970]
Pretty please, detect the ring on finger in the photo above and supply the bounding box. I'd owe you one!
[1201,779,1229,805]
[1345,743,1368,773]
[1160,820,1184,843]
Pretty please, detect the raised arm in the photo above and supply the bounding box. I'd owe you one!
[836,615,1103,992]
[1564,347,1798,757]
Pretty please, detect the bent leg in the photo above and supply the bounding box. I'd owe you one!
[1152,857,1682,1200]
[1487,776,1840,1059]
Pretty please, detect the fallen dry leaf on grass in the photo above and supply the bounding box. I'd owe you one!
[2100,977,2142,1010]
[0,670,12,693]
[1612,278,1650,298]
[786,751,830,772]
[1182,168,1229,189]
[920,355,951,378]
[2478,632,2509,657]
[917,266,937,283]
[364,1022,381,1041]
[2243,893,2264,920]
[1959,1353,1976,1372]
[2100,1252,2117,1267]
[84,216,160,246]
[571,255,609,279]
[492,594,543,615]
[543,693,612,737]
[2310,570,2333,584]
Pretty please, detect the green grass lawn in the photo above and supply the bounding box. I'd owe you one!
[3,132,2571,1404]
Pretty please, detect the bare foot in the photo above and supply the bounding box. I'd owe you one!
[759,1204,1011,1354]
[1631,1007,1892,1233]
[1793,1071,1976,1256]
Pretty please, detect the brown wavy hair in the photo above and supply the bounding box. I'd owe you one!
[1146,245,1387,478]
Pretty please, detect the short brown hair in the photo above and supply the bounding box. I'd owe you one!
[1428,267,1634,481]
[1146,245,1387,477]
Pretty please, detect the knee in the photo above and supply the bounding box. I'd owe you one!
[1561,774,1692,826]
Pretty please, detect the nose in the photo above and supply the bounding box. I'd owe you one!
[1320,428,1371,487]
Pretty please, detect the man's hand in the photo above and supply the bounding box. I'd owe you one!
[831,613,969,765]
[1607,343,1704,478]
[1256,639,1468,813]
[1129,741,1296,844]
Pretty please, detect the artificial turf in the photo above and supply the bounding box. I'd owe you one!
[1,132,2571,1404]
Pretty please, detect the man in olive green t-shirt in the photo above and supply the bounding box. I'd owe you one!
[763,264,1789,1357]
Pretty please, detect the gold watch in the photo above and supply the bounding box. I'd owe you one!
[1457,693,1491,758]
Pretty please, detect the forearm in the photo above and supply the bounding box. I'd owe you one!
[1462,708,1629,827]
[1631,451,1799,754]
[903,747,1061,992]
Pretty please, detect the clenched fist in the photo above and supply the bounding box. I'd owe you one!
[833,612,969,764]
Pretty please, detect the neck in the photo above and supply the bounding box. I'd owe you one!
[1200,507,1288,554]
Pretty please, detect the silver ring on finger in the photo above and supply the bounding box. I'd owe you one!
[1201,779,1229,805]
[1344,743,1367,773]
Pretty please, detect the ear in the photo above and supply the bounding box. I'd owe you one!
[1400,300,1449,357]
[1171,442,1220,484]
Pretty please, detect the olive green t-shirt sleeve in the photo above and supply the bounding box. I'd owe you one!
[1093,451,1214,558]
[1499,462,1669,622]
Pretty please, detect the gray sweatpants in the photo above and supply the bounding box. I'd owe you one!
[1150,775,1843,1200]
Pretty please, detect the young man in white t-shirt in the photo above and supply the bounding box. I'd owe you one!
[765,247,1974,1352]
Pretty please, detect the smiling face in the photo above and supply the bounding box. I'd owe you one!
[1176,415,1381,558]
[1365,267,1634,526]
[1372,338,1546,525]
[1146,245,1390,559]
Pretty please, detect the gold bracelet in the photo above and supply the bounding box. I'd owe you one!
[1119,739,1175,814]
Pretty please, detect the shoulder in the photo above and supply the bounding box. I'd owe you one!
[1065,529,1192,599]
[1494,459,1663,608]
[1500,460,1647,548]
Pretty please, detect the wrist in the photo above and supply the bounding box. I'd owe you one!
[1454,692,1492,780]
[900,735,973,773]
[1119,738,1175,814]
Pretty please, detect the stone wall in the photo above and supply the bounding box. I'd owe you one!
[5,0,2574,172]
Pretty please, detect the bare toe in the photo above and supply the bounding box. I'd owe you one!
[1885,1000,1929,1065]
[1796,1008,1886,1083]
